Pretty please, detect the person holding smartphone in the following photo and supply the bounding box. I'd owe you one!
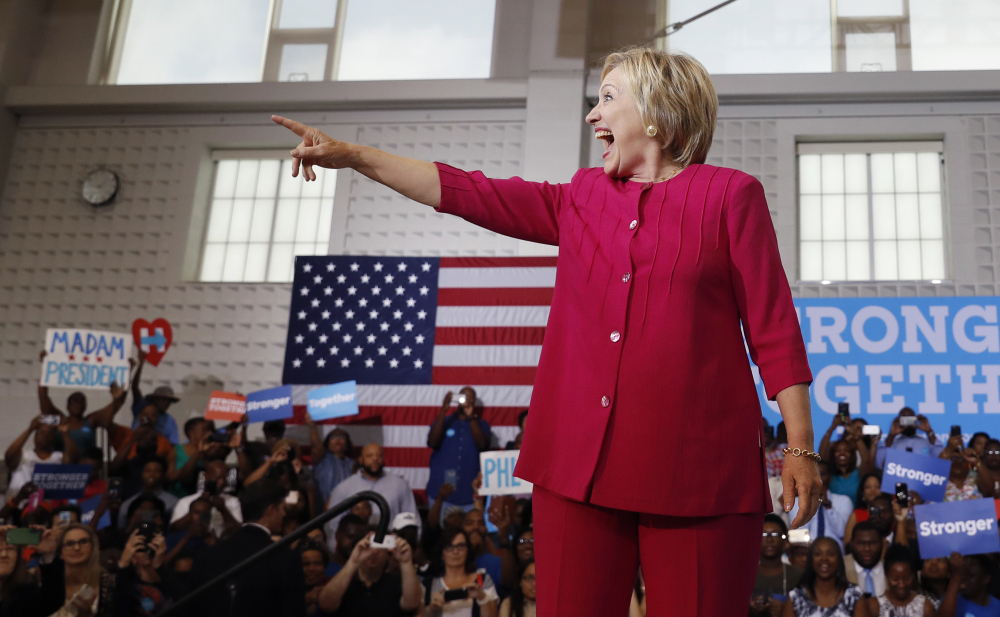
[424,529,499,617]
[426,388,492,526]
[0,525,42,616]
[874,408,941,469]
[940,433,996,501]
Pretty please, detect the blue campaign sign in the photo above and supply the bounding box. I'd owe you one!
[307,381,360,421]
[914,499,1000,559]
[751,298,1000,448]
[479,451,533,496]
[880,449,951,502]
[32,464,92,499]
[245,385,294,423]
[79,494,110,530]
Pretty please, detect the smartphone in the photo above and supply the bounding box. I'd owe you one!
[26,490,44,513]
[6,528,41,546]
[443,469,458,487]
[837,402,849,424]
[895,482,909,508]
[752,591,771,607]
[108,477,123,500]
[285,490,300,505]
[443,588,470,602]
[207,430,230,444]
[899,416,918,428]
[862,425,881,436]
[57,511,72,526]
[286,446,295,459]
[369,534,397,550]
[950,425,961,438]
[40,415,61,426]
[457,393,467,405]
[787,528,810,544]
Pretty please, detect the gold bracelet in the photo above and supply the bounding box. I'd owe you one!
[782,447,822,462]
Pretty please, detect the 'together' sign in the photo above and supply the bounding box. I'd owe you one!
[306,381,360,421]
[914,499,1000,559]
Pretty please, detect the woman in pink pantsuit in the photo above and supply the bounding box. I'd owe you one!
[274,46,824,617]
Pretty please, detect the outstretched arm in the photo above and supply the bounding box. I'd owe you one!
[272,116,440,207]
[38,351,64,417]
[130,351,147,404]
[88,383,128,428]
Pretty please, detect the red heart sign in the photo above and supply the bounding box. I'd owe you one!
[132,318,173,367]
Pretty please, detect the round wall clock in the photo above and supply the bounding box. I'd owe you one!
[81,169,120,206]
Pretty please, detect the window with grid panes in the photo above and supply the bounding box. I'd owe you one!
[797,142,946,282]
[200,155,337,283]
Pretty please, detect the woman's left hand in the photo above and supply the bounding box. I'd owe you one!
[781,454,824,529]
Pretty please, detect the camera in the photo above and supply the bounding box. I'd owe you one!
[899,416,918,428]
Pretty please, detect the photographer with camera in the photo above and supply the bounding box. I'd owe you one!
[318,529,421,616]
[426,388,492,525]
[169,460,241,539]
[874,408,941,469]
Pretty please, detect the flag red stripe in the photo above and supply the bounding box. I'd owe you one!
[432,366,537,385]
[382,446,431,468]
[437,287,553,306]
[291,405,525,426]
[433,327,546,346]
[439,257,558,268]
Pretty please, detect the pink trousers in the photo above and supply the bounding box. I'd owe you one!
[532,485,764,617]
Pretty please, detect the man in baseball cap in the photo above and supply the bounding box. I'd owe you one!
[391,512,425,568]
[129,351,181,444]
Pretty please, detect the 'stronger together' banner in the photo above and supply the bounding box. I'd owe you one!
[753,298,999,444]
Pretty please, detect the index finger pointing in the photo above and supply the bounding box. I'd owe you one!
[271,115,309,137]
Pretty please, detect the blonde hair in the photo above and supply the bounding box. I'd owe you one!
[601,46,718,168]
[57,523,103,589]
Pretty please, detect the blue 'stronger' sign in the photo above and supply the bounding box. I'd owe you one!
[880,449,952,503]
[245,385,294,423]
[914,499,1000,559]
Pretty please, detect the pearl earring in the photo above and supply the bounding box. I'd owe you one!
[646,125,657,137]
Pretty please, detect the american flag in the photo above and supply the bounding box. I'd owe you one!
[282,255,556,498]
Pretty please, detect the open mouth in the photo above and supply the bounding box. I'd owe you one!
[596,129,615,158]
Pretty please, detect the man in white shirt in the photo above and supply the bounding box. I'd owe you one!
[844,522,886,597]
[787,461,852,549]
[323,444,420,554]
[170,460,242,538]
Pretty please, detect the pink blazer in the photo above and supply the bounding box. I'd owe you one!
[436,163,812,516]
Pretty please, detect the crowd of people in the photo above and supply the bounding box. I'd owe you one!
[0,359,534,617]
[1,350,998,616]
[755,409,1000,617]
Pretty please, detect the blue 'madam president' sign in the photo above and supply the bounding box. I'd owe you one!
[914,499,1000,559]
